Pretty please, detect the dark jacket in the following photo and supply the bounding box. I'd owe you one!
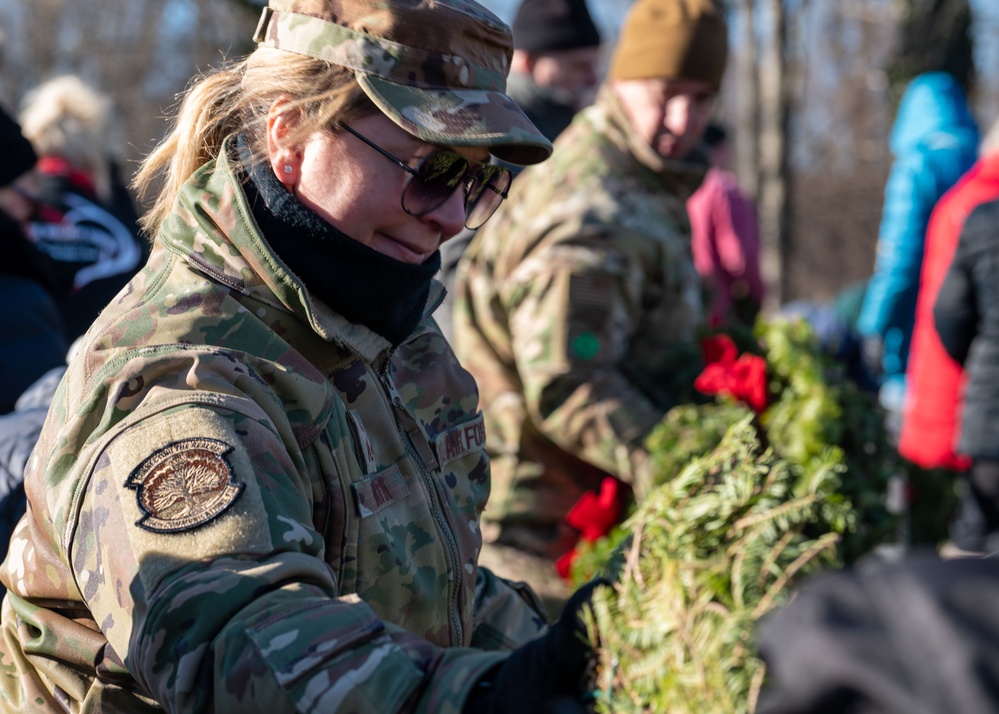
[934,197,999,459]
[0,211,68,412]
[27,159,147,341]
[758,554,999,714]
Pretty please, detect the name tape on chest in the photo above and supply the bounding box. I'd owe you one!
[432,413,486,469]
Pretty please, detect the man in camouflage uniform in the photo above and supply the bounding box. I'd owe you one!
[506,0,603,145]
[454,0,730,609]
[436,0,604,346]
[0,1,605,712]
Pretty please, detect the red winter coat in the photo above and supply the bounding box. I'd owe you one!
[899,154,999,469]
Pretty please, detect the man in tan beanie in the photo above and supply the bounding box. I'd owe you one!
[452,0,729,614]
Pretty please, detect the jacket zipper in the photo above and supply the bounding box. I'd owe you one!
[380,366,464,646]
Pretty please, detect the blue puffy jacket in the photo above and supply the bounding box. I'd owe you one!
[858,72,980,386]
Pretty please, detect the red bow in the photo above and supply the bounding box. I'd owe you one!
[556,477,621,580]
[694,335,769,413]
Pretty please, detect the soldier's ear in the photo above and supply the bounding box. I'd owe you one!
[266,98,303,188]
[522,52,538,75]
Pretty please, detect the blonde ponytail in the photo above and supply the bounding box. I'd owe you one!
[134,67,245,233]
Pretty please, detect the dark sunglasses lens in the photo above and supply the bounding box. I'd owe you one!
[402,152,469,216]
[465,167,512,230]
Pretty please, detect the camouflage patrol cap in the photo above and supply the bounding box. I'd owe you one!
[254,0,553,166]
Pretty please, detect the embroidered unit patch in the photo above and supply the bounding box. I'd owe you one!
[126,437,245,533]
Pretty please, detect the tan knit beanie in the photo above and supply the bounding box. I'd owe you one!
[609,0,728,90]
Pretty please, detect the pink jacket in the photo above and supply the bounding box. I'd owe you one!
[686,167,765,326]
[899,154,999,470]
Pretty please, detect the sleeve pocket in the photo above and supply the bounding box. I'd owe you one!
[246,597,385,689]
[246,596,424,712]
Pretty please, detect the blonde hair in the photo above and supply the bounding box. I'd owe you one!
[134,48,375,235]
[19,75,115,202]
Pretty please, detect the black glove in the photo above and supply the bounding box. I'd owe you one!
[463,579,609,714]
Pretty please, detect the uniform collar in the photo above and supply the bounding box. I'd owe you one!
[163,137,445,364]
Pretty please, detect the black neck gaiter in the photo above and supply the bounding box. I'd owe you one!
[237,137,441,346]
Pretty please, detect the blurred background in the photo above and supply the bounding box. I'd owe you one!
[2,0,996,307]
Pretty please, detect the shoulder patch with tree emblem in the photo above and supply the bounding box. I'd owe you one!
[126,437,244,533]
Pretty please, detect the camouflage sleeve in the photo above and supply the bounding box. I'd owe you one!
[76,400,505,713]
[502,239,665,494]
[469,566,550,650]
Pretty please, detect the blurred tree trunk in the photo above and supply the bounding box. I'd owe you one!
[734,0,759,202]
[0,0,260,187]
[885,0,973,103]
[784,1,895,303]
[757,0,791,306]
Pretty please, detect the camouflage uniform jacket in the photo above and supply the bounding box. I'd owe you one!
[454,87,707,554]
[0,141,547,713]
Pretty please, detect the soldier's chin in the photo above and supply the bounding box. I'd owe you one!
[655,140,681,159]
[656,138,695,161]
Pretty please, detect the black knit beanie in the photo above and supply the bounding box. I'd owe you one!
[0,106,37,188]
[703,123,727,147]
[512,0,602,53]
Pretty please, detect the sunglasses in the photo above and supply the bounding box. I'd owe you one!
[338,123,512,230]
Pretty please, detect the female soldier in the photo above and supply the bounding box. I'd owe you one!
[0,1,603,711]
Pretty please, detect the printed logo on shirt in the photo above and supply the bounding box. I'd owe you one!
[126,438,245,533]
[432,413,486,468]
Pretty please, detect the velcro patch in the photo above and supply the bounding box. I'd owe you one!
[567,272,614,362]
[432,413,486,468]
[351,466,410,518]
[126,437,245,533]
